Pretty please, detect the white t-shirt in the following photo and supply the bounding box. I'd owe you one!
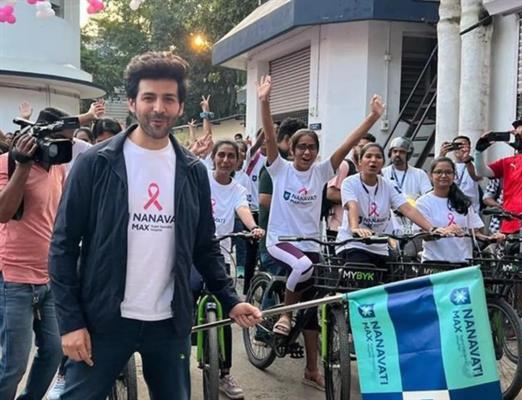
[337,174,407,255]
[266,155,335,253]
[65,138,92,176]
[382,165,432,234]
[234,170,253,208]
[416,192,484,263]
[121,139,176,321]
[381,165,432,200]
[245,151,266,212]
[208,172,249,263]
[200,154,213,171]
[455,163,480,213]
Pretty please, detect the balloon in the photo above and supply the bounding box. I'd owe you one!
[6,14,15,24]
[27,0,38,4]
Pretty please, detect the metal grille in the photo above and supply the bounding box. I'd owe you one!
[517,13,522,118]
[518,13,522,119]
[269,47,311,117]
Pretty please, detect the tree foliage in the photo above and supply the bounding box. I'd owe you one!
[81,0,259,121]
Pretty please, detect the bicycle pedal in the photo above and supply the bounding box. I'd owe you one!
[288,343,304,359]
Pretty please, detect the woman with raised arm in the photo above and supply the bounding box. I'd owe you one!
[257,75,385,333]
[416,157,503,263]
[336,143,441,266]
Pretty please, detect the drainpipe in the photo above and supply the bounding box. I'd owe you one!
[436,0,462,153]
[459,0,493,147]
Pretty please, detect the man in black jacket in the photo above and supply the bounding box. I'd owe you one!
[49,51,261,400]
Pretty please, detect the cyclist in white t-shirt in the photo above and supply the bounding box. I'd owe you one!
[257,75,385,339]
[192,139,264,398]
[416,157,503,264]
[337,143,440,267]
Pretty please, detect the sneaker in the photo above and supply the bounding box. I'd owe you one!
[47,374,66,400]
[219,374,244,399]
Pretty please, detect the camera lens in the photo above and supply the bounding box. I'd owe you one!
[48,143,58,158]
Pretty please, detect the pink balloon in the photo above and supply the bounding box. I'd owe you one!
[0,15,6,23]
[27,0,38,4]
[87,5,97,14]
[4,5,13,13]
[7,14,16,24]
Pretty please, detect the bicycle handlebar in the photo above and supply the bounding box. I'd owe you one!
[483,208,522,221]
[278,235,389,246]
[216,231,257,242]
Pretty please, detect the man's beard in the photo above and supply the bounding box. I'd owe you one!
[140,114,177,139]
[393,157,405,167]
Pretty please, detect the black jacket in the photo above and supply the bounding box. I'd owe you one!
[49,125,240,336]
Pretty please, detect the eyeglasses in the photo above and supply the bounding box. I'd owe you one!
[295,143,318,152]
[432,170,455,176]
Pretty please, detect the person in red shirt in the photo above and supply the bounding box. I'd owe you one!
[475,119,522,234]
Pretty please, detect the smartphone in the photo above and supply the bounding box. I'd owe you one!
[448,143,462,151]
[489,131,511,142]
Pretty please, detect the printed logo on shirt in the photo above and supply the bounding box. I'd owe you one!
[282,189,318,205]
[447,212,456,226]
[131,182,175,232]
[211,197,226,225]
[252,175,258,182]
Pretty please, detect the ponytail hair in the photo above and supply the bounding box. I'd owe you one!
[430,157,471,215]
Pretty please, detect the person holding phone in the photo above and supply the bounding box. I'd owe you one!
[474,120,522,235]
[439,136,481,212]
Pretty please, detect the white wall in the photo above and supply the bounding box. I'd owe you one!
[243,20,436,159]
[488,13,520,162]
[0,1,81,69]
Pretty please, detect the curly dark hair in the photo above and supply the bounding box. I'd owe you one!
[124,52,189,101]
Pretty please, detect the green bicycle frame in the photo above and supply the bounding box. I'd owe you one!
[196,294,226,363]
[320,304,328,362]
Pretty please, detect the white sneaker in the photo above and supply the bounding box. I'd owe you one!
[47,374,66,400]
[219,374,244,399]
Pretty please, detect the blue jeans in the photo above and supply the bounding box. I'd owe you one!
[61,318,191,400]
[0,274,62,400]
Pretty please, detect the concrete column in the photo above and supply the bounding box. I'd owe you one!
[459,0,493,146]
[436,0,462,151]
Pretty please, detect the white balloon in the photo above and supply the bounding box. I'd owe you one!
[36,10,53,19]
[36,1,52,11]
[129,0,141,11]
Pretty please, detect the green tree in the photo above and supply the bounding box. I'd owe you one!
[81,0,259,122]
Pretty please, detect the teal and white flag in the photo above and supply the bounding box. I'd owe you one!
[348,266,502,400]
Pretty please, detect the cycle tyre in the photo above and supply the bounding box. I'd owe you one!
[324,306,351,400]
[488,297,522,400]
[202,309,220,400]
[107,354,138,400]
[243,275,278,370]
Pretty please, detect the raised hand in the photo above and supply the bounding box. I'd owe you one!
[188,118,197,129]
[200,95,211,112]
[88,99,105,119]
[256,75,272,102]
[369,95,385,119]
[19,101,33,120]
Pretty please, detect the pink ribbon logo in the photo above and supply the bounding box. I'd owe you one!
[368,202,379,217]
[211,198,216,216]
[447,213,456,225]
[144,183,163,211]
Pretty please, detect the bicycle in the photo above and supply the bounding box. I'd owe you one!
[194,231,257,400]
[242,235,388,400]
[386,231,522,400]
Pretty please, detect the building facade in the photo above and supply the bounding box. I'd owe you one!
[0,0,103,132]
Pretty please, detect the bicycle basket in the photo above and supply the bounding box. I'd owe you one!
[387,261,468,282]
[313,261,387,292]
[468,257,522,284]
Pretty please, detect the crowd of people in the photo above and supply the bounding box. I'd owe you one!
[0,49,521,400]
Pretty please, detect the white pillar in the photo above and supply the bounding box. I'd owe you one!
[459,0,493,146]
[436,0,462,152]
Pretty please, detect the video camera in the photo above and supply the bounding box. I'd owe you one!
[12,117,79,165]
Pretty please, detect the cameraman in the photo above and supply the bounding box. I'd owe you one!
[0,108,77,400]
[440,135,481,212]
[475,120,522,234]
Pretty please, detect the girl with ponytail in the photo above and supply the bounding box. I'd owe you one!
[416,157,502,262]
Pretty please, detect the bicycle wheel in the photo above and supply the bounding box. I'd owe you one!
[324,306,351,400]
[202,309,220,400]
[488,297,522,400]
[107,354,138,400]
[242,274,278,369]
